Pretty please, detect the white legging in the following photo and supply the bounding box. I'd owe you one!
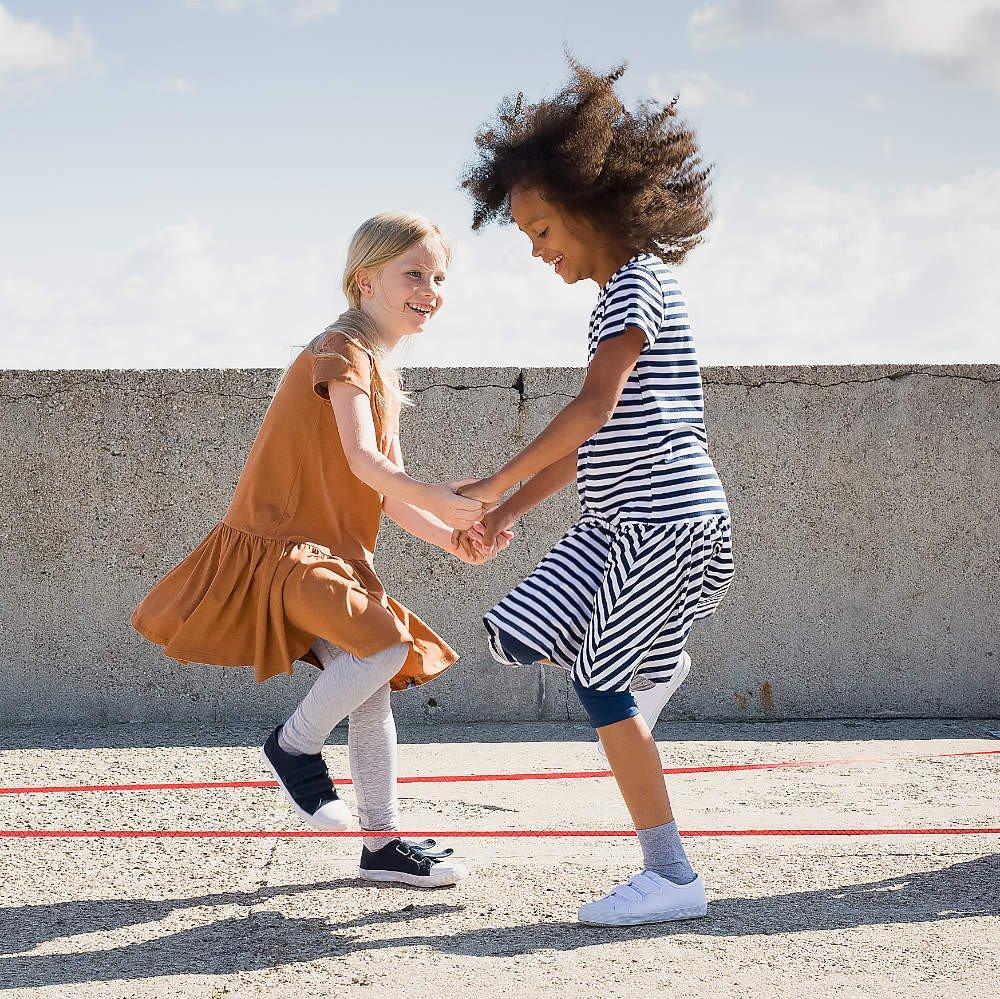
[279,638,408,850]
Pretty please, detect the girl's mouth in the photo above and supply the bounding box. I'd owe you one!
[549,253,564,275]
[407,303,433,317]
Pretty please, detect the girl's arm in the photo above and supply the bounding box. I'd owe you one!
[382,435,513,563]
[380,434,460,552]
[329,384,483,530]
[478,451,578,547]
[460,329,646,505]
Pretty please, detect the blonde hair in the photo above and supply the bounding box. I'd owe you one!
[311,212,451,427]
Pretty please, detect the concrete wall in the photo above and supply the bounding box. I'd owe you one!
[1,365,997,725]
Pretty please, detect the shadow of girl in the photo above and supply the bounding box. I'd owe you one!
[1,855,994,990]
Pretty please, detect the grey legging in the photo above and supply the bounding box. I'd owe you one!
[278,638,407,850]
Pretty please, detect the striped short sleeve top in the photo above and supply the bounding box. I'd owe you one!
[577,252,729,525]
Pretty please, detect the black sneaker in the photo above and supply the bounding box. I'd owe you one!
[260,725,352,831]
[359,838,468,887]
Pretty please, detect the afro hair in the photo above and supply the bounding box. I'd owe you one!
[460,57,714,264]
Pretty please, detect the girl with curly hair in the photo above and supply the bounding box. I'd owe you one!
[459,60,736,925]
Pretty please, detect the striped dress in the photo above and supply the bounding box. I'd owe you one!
[484,253,735,693]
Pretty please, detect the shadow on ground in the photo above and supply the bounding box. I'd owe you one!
[1,856,996,990]
[3,719,997,752]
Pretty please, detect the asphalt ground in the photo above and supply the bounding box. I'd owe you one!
[2,719,998,999]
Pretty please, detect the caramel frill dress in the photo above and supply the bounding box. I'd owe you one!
[131,330,458,690]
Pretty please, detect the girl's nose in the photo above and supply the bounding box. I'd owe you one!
[531,243,542,258]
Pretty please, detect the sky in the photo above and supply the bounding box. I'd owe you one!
[1,0,998,370]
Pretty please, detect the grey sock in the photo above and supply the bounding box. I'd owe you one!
[636,820,698,885]
[277,724,305,756]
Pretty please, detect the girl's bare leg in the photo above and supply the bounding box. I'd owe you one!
[597,714,672,829]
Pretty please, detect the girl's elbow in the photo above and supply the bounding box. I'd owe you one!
[579,397,614,431]
[345,449,378,483]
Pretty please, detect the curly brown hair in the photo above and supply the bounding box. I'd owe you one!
[460,58,713,264]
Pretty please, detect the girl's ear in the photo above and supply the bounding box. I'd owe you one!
[356,266,374,298]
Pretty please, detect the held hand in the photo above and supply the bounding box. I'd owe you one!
[456,476,504,508]
[477,504,519,549]
[452,524,514,565]
[423,483,485,530]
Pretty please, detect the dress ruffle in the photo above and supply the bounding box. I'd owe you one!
[131,521,457,689]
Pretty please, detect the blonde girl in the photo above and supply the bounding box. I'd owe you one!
[133,213,511,887]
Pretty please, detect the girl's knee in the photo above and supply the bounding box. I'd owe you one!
[495,629,543,666]
[367,642,408,678]
[572,679,639,729]
[349,680,393,725]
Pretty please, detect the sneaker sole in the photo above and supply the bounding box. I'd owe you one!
[259,745,352,833]
[578,903,708,927]
[358,867,468,888]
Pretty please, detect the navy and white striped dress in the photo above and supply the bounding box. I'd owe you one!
[484,253,735,693]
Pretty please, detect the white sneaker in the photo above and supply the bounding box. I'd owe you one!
[578,870,707,926]
[598,652,691,759]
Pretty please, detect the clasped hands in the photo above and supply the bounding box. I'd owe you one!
[439,476,512,566]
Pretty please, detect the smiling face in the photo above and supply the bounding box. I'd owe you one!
[356,236,448,344]
[509,184,628,288]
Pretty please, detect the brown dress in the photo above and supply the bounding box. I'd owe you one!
[131,331,458,690]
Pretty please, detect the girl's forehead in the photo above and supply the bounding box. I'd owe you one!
[510,185,549,229]
[398,237,448,272]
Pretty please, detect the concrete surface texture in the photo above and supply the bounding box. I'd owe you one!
[1,364,998,725]
[0,719,997,998]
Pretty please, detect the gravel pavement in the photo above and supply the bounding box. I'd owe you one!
[2,720,997,998]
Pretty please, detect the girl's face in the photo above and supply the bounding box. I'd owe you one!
[357,236,448,343]
[510,184,619,286]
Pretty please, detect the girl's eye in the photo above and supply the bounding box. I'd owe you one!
[408,270,421,279]
[538,228,548,238]
[434,275,445,284]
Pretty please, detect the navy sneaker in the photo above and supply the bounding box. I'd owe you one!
[260,725,352,831]
[359,838,468,887]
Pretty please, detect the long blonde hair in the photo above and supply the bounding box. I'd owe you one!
[310,212,451,426]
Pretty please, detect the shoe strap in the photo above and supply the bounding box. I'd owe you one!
[394,840,434,872]
[610,872,661,902]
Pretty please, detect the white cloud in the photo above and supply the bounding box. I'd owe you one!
[0,220,593,370]
[649,71,753,109]
[3,173,999,369]
[162,76,196,96]
[682,169,1000,364]
[691,0,1000,93]
[402,235,594,368]
[290,0,341,23]
[0,3,94,86]
[183,0,341,22]
[1,221,347,369]
[183,0,266,11]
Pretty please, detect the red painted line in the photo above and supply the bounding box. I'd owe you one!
[1,827,998,839]
[2,748,997,796]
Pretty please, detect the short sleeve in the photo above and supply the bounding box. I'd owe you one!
[311,333,373,401]
[596,265,665,349]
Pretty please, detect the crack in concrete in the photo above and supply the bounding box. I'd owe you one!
[6,367,998,405]
[409,383,519,395]
[408,371,577,415]
[705,370,1000,390]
